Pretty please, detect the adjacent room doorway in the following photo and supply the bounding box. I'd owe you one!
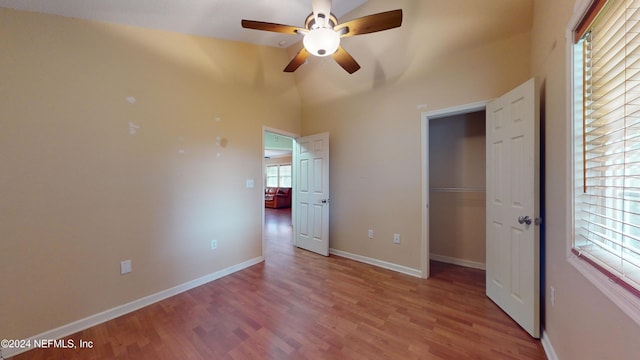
[263,128,297,256]
[262,128,331,258]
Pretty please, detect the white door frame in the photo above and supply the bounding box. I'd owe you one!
[420,101,490,278]
[262,126,300,256]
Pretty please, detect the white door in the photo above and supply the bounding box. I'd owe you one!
[486,78,540,338]
[294,132,330,256]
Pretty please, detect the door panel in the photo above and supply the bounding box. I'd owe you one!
[486,78,540,338]
[299,203,309,236]
[511,227,524,301]
[300,159,309,192]
[313,204,323,238]
[294,133,330,256]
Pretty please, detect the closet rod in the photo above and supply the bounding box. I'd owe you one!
[430,187,486,193]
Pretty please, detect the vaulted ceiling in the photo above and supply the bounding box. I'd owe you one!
[0,0,367,48]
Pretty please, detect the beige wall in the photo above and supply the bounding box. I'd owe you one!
[0,8,301,340]
[299,0,640,357]
[4,0,640,357]
[429,113,486,265]
[300,0,532,270]
[532,0,640,358]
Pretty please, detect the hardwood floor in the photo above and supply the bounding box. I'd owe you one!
[11,207,546,359]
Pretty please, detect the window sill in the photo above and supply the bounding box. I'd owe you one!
[568,253,640,326]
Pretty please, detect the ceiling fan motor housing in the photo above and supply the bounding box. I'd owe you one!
[304,12,338,30]
[303,13,340,56]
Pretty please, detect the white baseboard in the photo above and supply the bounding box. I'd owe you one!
[2,256,264,358]
[329,248,423,278]
[541,329,558,360]
[429,253,486,270]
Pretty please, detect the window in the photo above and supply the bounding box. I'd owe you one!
[279,164,292,187]
[266,165,279,187]
[265,164,292,188]
[572,0,640,298]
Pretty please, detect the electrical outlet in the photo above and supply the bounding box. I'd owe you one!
[368,229,374,239]
[120,260,132,274]
[393,234,400,244]
[211,240,218,250]
[550,286,555,306]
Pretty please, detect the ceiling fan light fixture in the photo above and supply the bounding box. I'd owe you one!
[241,3,403,73]
[303,28,340,57]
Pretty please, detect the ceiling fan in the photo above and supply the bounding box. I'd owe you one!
[241,0,403,74]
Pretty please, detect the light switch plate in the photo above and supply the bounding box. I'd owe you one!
[120,260,132,274]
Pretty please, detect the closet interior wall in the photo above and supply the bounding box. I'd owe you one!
[429,111,486,268]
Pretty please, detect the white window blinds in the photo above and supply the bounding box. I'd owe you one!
[575,0,640,296]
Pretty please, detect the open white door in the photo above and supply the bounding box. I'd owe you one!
[294,132,330,256]
[486,78,540,338]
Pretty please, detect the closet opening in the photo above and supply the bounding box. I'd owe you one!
[428,110,486,276]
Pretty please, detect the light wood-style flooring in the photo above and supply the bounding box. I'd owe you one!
[12,207,546,359]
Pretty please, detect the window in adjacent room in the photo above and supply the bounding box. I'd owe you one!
[265,164,292,188]
[572,0,640,299]
[278,164,292,187]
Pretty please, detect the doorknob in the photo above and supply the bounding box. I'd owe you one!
[518,216,532,225]
[321,199,329,204]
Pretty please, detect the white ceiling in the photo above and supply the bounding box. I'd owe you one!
[0,0,368,48]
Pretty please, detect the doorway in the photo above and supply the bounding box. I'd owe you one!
[420,101,488,278]
[428,110,487,270]
[421,79,541,338]
[262,128,331,258]
[263,128,297,257]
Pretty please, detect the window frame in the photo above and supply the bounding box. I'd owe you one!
[265,163,292,188]
[567,0,640,325]
[278,164,292,188]
[266,164,279,188]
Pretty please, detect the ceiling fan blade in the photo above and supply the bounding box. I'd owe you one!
[331,46,361,74]
[334,9,403,38]
[284,47,310,72]
[241,20,304,35]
